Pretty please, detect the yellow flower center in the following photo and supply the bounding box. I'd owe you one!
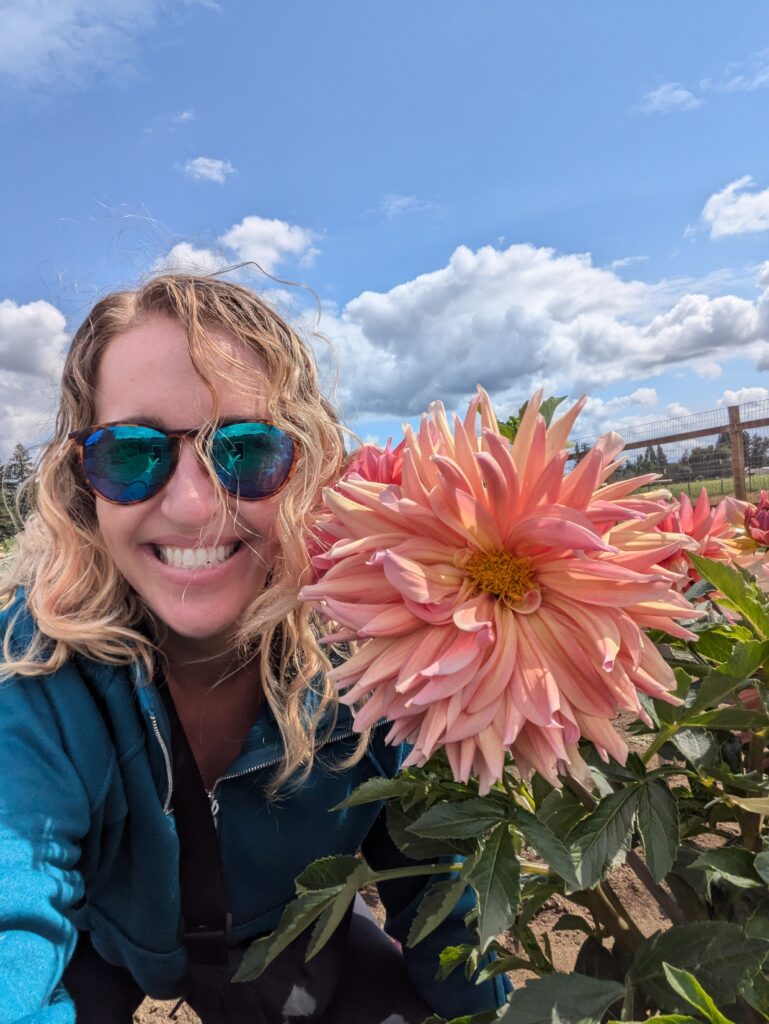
[462,548,538,606]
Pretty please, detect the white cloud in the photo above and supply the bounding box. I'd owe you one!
[701,48,769,94]
[153,242,229,275]
[717,387,769,407]
[694,361,723,379]
[173,109,195,122]
[183,156,236,184]
[0,0,213,89]
[0,299,69,459]
[666,402,691,418]
[379,193,440,222]
[701,176,769,238]
[636,82,702,113]
[308,242,769,419]
[609,255,649,271]
[219,215,321,273]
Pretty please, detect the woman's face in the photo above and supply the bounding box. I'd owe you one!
[94,314,283,657]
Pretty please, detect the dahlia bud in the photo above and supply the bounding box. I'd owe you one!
[745,490,769,546]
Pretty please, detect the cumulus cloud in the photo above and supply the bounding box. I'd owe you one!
[183,156,236,184]
[666,402,692,418]
[218,215,321,272]
[701,176,769,238]
[636,82,702,113]
[694,361,722,379]
[153,242,229,275]
[0,299,69,458]
[0,0,213,89]
[308,242,769,419]
[717,387,769,407]
[155,215,322,277]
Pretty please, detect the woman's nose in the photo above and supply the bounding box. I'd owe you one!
[158,439,221,528]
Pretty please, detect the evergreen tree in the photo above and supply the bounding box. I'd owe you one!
[4,443,33,489]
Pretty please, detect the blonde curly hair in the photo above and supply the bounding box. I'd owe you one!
[1,273,361,794]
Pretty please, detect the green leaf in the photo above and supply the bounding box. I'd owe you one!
[330,775,413,809]
[662,964,733,1024]
[511,805,581,893]
[755,847,769,883]
[475,954,542,982]
[689,847,763,889]
[685,708,769,730]
[305,866,368,959]
[741,968,769,1018]
[669,728,718,767]
[730,795,769,816]
[406,876,468,948]
[386,802,474,859]
[538,395,568,426]
[496,972,624,1024]
[637,780,679,882]
[234,889,337,980]
[695,628,737,664]
[538,785,589,839]
[746,903,769,941]
[629,922,769,1011]
[569,786,640,889]
[467,825,520,951]
[689,555,769,639]
[407,797,508,840]
[295,854,362,893]
[609,1017,700,1024]
[435,943,474,981]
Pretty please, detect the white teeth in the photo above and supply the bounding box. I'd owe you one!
[156,543,237,569]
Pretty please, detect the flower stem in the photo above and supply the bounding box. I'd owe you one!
[739,730,767,853]
[581,883,645,954]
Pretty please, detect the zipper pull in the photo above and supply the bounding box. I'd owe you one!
[208,789,220,826]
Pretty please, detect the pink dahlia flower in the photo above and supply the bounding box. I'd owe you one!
[655,489,738,590]
[300,388,699,794]
[745,490,769,546]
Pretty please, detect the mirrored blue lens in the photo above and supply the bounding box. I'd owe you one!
[82,425,171,503]
[212,422,295,499]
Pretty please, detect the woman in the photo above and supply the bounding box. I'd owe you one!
[0,275,508,1023]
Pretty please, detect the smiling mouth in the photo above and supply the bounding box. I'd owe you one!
[152,542,243,569]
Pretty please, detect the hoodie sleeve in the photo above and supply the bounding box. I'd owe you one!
[0,670,92,1024]
[361,806,511,1019]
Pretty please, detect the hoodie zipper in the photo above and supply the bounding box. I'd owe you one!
[205,722,386,828]
[149,712,174,815]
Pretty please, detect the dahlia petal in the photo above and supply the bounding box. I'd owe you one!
[453,594,495,633]
[382,550,463,604]
[546,395,587,458]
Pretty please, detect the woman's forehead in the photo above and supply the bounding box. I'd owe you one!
[95,315,270,423]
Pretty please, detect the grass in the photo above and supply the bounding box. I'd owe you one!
[638,472,769,503]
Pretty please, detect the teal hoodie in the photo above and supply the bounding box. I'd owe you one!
[0,593,509,1023]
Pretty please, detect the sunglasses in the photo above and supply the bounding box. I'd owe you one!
[69,420,298,505]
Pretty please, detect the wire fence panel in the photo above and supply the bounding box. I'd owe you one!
[566,401,769,502]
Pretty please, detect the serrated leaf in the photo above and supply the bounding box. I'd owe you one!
[234,889,337,980]
[702,767,769,793]
[746,903,769,941]
[305,867,367,960]
[295,854,361,893]
[436,943,474,981]
[694,628,735,663]
[741,967,769,1018]
[386,802,474,859]
[467,825,520,951]
[637,780,679,882]
[496,972,624,1024]
[629,922,769,1011]
[569,786,640,889]
[669,728,718,767]
[406,876,468,948]
[690,555,769,639]
[662,964,733,1024]
[686,708,769,730]
[475,953,543,983]
[511,805,581,893]
[539,395,568,426]
[330,775,413,809]
[689,847,763,889]
[407,797,508,839]
[538,786,589,839]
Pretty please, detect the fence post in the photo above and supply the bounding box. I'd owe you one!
[728,405,747,500]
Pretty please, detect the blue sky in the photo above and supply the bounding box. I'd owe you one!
[2,0,769,458]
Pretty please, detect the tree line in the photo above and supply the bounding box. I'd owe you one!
[571,430,769,484]
[1,443,34,542]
